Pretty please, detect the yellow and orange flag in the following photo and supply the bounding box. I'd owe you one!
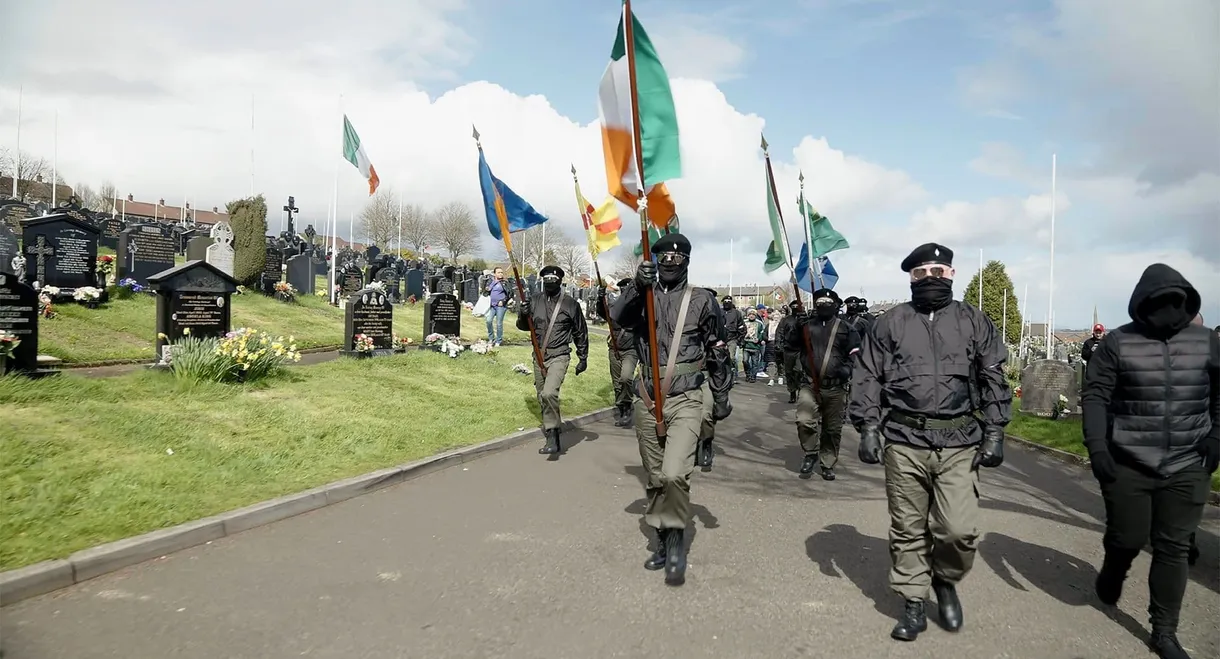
[575,180,622,260]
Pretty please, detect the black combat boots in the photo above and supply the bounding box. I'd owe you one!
[799,455,817,475]
[697,439,714,468]
[664,528,687,586]
[538,429,561,454]
[891,599,928,641]
[932,576,963,631]
[615,404,633,428]
[645,528,668,571]
[1095,547,1139,606]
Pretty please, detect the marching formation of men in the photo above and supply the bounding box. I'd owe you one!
[513,234,1214,657]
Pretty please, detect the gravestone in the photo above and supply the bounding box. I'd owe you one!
[0,273,41,374]
[342,288,394,356]
[286,253,314,296]
[423,292,461,337]
[0,223,17,274]
[427,274,443,295]
[21,213,102,290]
[205,222,235,277]
[98,216,123,250]
[374,266,400,302]
[117,223,176,286]
[1020,359,1080,417]
[0,201,33,230]
[339,263,364,298]
[261,247,283,295]
[462,278,478,304]
[405,269,424,300]
[147,261,239,364]
[185,235,213,263]
[177,229,198,255]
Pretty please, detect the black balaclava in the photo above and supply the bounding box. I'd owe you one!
[722,297,733,310]
[815,299,838,320]
[542,275,562,296]
[911,277,953,312]
[652,233,692,289]
[658,255,687,288]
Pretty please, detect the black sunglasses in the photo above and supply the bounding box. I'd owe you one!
[656,252,687,265]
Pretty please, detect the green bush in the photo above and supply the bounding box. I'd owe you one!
[227,195,268,286]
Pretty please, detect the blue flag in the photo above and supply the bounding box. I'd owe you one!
[794,244,838,292]
[478,150,549,240]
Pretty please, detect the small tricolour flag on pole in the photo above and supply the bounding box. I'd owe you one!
[342,115,380,196]
[599,2,680,228]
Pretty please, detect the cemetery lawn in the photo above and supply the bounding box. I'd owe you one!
[0,346,614,570]
[1008,399,1220,492]
[39,295,532,364]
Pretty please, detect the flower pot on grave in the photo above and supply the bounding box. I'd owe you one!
[86,299,100,309]
[0,356,8,376]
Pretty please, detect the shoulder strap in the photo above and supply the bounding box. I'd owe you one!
[817,317,842,379]
[661,286,696,395]
[541,294,565,352]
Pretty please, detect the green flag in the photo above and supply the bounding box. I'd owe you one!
[632,216,680,257]
[800,198,849,257]
[762,162,788,273]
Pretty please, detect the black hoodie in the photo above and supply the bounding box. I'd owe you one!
[1081,264,1219,477]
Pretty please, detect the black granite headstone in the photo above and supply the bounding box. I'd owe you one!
[185,236,213,263]
[0,273,39,373]
[0,223,17,275]
[117,223,176,286]
[22,213,102,290]
[0,201,33,230]
[98,216,123,250]
[339,263,364,298]
[405,269,424,300]
[147,261,239,364]
[285,253,314,296]
[261,247,283,295]
[423,293,461,337]
[343,288,394,355]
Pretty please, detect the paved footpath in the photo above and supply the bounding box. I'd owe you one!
[2,383,1218,659]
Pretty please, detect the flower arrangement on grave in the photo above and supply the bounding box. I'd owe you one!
[462,301,475,311]
[315,288,328,298]
[109,277,145,300]
[511,363,531,375]
[391,333,414,352]
[367,281,387,293]
[406,294,418,305]
[1014,385,1022,399]
[0,330,19,360]
[36,289,57,319]
[424,333,464,358]
[353,333,375,353]
[273,281,297,302]
[1052,393,1070,419]
[95,255,115,284]
[73,286,103,308]
[469,339,494,355]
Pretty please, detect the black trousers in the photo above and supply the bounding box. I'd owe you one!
[1100,460,1210,632]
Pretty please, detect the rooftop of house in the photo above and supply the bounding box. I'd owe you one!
[118,194,229,226]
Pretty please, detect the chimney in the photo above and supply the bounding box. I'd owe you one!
[158,198,165,205]
[127,193,133,202]
[212,206,218,213]
[186,202,191,210]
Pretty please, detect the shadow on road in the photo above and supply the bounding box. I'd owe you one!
[979,532,1147,643]
[805,524,903,620]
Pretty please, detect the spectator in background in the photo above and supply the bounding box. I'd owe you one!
[482,267,513,347]
[1081,264,1218,659]
[742,308,766,383]
[1082,323,1105,363]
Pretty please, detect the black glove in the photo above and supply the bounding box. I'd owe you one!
[518,297,532,317]
[972,425,1005,470]
[634,261,657,289]
[575,357,588,375]
[1088,447,1118,484]
[858,424,882,464]
[712,393,732,421]
[597,285,607,298]
[1199,434,1219,474]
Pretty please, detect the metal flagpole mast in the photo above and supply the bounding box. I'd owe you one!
[12,85,20,198]
[799,171,817,303]
[250,94,256,197]
[728,238,733,298]
[978,249,983,308]
[1047,153,1057,356]
[397,188,403,257]
[51,110,58,208]
[1020,283,1029,358]
[1002,289,1008,345]
[329,94,342,305]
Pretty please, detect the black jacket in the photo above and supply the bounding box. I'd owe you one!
[723,306,746,342]
[1081,336,1101,362]
[849,300,1012,449]
[597,290,636,354]
[517,291,589,362]
[845,311,876,338]
[1081,264,1218,477]
[786,314,860,387]
[776,314,801,353]
[611,279,720,397]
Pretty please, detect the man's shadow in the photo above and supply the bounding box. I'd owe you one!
[623,466,719,553]
[804,524,903,619]
[980,532,1146,643]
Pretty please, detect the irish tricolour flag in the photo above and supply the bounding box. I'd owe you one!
[342,114,380,196]
[599,2,680,228]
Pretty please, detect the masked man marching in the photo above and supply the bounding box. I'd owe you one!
[696,287,733,469]
[777,300,804,404]
[849,243,1012,642]
[517,265,590,455]
[611,233,731,586]
[788,289,862,480]
[598,278,638,428]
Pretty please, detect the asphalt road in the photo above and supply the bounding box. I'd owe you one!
[3,382,1218,659]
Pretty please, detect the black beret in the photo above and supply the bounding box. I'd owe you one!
[843,296,860,305]
[616,278,631,287]
[539,265,564,279]
[811,288,841,304]
[651,232,691,256]
[900,243,954,272]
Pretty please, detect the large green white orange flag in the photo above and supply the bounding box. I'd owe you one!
[599,2,680,228]
[342,115,380,196]
[762,156,788,273]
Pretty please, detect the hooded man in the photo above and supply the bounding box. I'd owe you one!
[599,278,638,427]
[721,295,747,383]
[517,265,590,455]
[849,242,1012,643]
[776,299,804,404]
[1081,264,1218,659]
[786,288,861,479]
[611,232,731,587]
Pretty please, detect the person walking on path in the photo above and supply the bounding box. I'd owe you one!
[777,300,803,404]
[1081,264,1218,659]
[696,287,732,469]
[742,308,766,383]
[599,278,638,428]
[721,295,746,384]
[850,242,1012,643]
[611,233,731,587]
[517,265,589,455]
[482,267,514,346]
[787,288,861,480]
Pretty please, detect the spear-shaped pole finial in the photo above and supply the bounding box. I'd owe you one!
[570,163,577,179]
[799,170,805,186]
[471,124,481,146]
[760,133,769,153]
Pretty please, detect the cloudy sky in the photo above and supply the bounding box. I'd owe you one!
[2,0,1217,328]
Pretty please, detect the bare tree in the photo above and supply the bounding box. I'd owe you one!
[0,148,56,202]
[359,188,399,248]
[612,248,643,280]
[550,231,590,279]
[75,182,100,211]
[400,202,433,254]
[431,201,480,260]
[96,181,117,211]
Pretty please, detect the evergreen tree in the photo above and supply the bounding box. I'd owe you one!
[962,260,1022,343]
[226,195,268,286]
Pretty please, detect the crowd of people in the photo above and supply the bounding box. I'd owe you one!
[504,236,1216,658]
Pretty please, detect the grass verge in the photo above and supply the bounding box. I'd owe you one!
[1008,399,1219,491]
[0,346,613,570]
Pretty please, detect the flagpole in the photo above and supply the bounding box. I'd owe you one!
[728,238,733,298]
[12,85,20,198]
[763,134,820,394]
[396,187,403,257]
[623,0,667,438]
[798,171,819,301]
[474,126,547,373]
[1002,288,1008,345]
[250,94,256,198]
[1047,153,1056,357]
[1020,283,1029,359]
[330,94,341,305]
[572,164,620,358]
[51,110,58,208]
[978,249,984,308]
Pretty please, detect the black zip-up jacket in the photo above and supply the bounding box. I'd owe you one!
[517,292,589,362]
[845,311,876,338]
[723,306,746,342]
[1081,336,1101,362]
[611,278,720,397]
[1082,264,1218,478]
[597,290,636,355]
[786,314,860,387]
[849,299,1012,449]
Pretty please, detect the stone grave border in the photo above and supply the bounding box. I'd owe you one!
[0,405,615,606]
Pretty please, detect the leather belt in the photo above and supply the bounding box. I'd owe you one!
[888,410,976,431]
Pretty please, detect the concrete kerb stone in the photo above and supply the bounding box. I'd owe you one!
[0,406,616,608]
[1007,433,1220,506]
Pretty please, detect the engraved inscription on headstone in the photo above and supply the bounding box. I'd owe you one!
[147,261,238,363]
[423,292,461,337]
[344,288,394,354]
[0,273,39,372]
[118,223,177,285]
[1020,359,1079,417]
[21,214,102,289]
